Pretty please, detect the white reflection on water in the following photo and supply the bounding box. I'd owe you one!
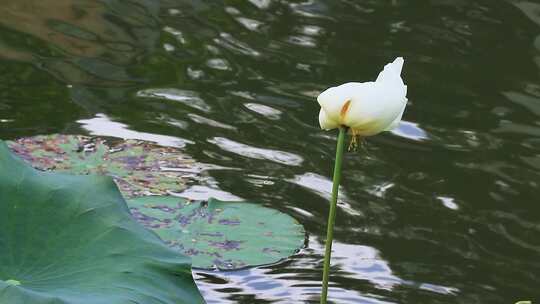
[390,120,429,141]
[437,196,459,210]
[209,136,304,166]
[244,102,282,120]
[215,32,261,57]
[287,172,361,216]
[195,236,458,303]
[163,26,186,44]
[245,174,277,187]
[136,88,212,112]
[248,0,271,10]
[169,185,243,201]
[206,58,232,71]
[367,182,395,199]
[77,113,193,148]
[188,113,237,130]
[309,237,402,291]
[235,16,263,32]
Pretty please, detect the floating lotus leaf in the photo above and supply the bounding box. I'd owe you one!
[0,142,205,303]
[8,134,193,198]
[8,134,306,270]
[128,196,305,270]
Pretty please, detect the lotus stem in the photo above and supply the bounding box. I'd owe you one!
[321,126,347,304]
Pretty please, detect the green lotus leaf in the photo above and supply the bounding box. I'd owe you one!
[128,196,306,270]
[8,134,306,270]
[0,142,205,304]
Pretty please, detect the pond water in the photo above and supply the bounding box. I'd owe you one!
[1,0,539,303]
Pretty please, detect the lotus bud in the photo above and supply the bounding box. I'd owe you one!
[318,57,408,137]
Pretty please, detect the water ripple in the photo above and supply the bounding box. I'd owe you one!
[77,114,193,148]
[137,88,212,112]
[208,137,304,166]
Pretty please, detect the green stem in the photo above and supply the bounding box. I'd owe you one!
[321,126,347,304]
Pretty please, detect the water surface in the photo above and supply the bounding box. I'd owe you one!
[1,0,539,303]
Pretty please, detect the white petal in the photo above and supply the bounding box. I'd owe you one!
[317,57,407,136]
[319,108,339,130]
[376,57,405,84]
[344,82,407,136]
[317,82,364,123]
[384,99,407,131]
[341,82,379,127]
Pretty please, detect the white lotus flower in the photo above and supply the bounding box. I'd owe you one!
[318,57,408,136]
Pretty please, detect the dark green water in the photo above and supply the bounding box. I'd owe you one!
[1,0,539,303]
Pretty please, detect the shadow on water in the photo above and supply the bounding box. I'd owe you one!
[1,0,540,303]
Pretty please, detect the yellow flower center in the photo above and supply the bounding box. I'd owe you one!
[339,99,352,123]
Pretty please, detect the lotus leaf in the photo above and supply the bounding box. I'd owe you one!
[8,134,192,198]
[129,196,305,270]
[8,134,306,270]
[0,142,205,304]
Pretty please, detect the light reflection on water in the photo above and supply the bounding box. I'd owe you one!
[78,114,193,148]
[390,121,428,141]
[208,137,304,167]
[287,172,361,217]
[195,237,458,304]
[1,0,540,302]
